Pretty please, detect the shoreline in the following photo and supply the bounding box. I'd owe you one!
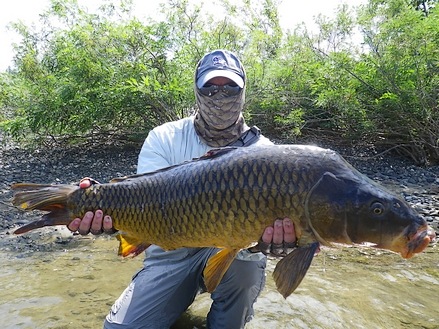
[1,141,438,252]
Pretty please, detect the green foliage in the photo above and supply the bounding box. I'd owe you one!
[2,0,194,144]
[356,0,439,163]
[1,0,438,163]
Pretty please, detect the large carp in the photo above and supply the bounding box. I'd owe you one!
[12,145,433,298]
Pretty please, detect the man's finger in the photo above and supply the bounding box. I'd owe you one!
[261,226,274,244]
[272,219,284,244]
[282,218,296,243]
[68,218,81,232]
[79,178,91,189]
[103,216,117,234]
[90,210,104,235]
[78,211,94,235]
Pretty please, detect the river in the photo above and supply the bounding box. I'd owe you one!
[1,231,437,329]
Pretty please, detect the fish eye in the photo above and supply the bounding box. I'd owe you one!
[371,202,385,215]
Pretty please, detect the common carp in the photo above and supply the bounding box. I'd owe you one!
[12,145,433,298]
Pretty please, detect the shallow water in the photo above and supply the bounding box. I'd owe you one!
[0,231,439,329]
[1,233,438,329]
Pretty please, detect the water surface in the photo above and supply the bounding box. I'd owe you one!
[1,233,438,329]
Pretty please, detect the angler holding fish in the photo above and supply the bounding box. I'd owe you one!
[13,50,299,329]
[12,50,435,329]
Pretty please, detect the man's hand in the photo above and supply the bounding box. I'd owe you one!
[67,178,115,235]
[262,217,296,246]
[249,217,298,257]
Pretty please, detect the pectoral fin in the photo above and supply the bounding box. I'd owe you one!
[203,248,238,292]
[273,242,319,298]
[116,233,151,257]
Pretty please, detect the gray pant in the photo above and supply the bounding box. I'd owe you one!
[104,246,267,329]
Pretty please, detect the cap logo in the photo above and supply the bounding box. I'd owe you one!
[212,56,227,67]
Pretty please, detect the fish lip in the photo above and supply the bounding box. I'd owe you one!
[400,225,432,259]
[427,227,437,242]
[377,224,433,259]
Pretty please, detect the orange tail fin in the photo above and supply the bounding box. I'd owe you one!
[11,183,78,234]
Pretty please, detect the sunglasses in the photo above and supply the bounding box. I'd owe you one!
[198,83,242,97]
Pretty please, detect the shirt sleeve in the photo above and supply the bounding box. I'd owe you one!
[136,129,172,174]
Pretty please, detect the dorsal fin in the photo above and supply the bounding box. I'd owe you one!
[110,147,238,183]
[197,147,238,160]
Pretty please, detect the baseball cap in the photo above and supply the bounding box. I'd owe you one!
[196,50,245,89]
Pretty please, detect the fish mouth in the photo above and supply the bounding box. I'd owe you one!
[393,225,435,259]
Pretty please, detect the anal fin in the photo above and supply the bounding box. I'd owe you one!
[203,248,238,292]
[116,233,151,257]
[273,242,319,298]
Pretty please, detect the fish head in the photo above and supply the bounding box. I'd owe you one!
[305,171,432,259]
[348,188,432,259]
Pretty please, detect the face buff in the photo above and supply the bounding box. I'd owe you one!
[194,87,248,147]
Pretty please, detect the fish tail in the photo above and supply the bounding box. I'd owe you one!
[12,183,77,234]
[12,183,76,211]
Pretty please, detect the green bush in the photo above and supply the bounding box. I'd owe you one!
[1,0,438,164]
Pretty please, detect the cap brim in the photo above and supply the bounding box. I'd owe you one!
[196,70,244,88]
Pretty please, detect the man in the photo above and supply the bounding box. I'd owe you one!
[69,49,297,328]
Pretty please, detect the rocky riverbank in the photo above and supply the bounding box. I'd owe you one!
[0,139,438,253]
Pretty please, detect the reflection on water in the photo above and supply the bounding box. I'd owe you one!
[1,235,438,329]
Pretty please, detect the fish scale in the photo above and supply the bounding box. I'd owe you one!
[11,144,433,297]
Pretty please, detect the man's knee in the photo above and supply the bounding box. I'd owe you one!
[207,258,266,328]
[223,257,266,289]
